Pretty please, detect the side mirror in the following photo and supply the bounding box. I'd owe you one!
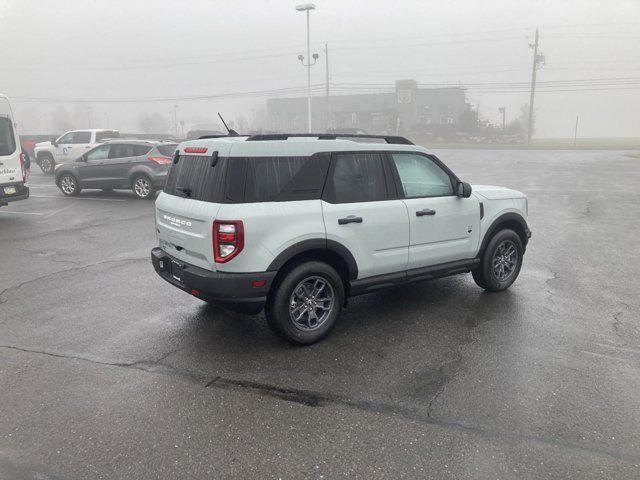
[77,155,87,162]
[51,137,58,147]
[457,181,472,198]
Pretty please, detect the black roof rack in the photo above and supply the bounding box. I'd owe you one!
[244,133,414,145]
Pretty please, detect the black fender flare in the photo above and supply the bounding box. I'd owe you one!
[267,239,358,280]
[479,212,530,255]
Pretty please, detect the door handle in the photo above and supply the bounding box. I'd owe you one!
[416,208,436,217]
[338,215,363,225]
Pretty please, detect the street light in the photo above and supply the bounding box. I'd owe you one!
[498,106,506,131]
[296,3,318,133]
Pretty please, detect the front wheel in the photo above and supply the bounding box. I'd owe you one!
[58,174,81,196]
[132,175,155,199]
[265,261,344,345]
[472,229,523,291]
[39,155,55,175]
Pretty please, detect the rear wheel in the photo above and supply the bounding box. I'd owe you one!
[265,261,344,345]
[39,154,55,175]
[132,175,155,199]
[472,229,523,291]
[58,174,81,196]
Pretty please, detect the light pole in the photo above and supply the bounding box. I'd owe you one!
[296,3,318,133]
[498,107,506,131]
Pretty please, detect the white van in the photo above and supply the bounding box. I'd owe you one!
[0,94,29,207]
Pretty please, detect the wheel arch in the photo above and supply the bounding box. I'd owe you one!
[266,239,358,296]
[479,212,530,256]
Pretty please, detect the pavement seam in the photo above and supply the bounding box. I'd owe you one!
[2,343,638,466]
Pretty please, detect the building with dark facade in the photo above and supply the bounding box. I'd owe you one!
[266,80,469,135]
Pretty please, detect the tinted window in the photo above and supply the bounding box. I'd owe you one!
[326,152,388,203]
[109,144,137,158]
[73,132,91,144]
[164,155,224,202]
[157,144,177,157]
[0,116,16,156]
[244,155,329,202]
[95,131,119,142]
[86,145,110,161]
[391,153,454,197]
[134,145,153,156]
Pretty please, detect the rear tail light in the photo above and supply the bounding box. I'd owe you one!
[213,220,244,263]
[148,156,172,165]
[19,153,28,182]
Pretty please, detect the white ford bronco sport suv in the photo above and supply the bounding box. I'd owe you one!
[151,134,530,345]
[34,129,120,174]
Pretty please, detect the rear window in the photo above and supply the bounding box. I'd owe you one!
[164,155,225,202]
[109,144,137,158]
[134,145,153,156]
[0,116,16,156]
[324,152,389,203]
[244,155,330,202]
[157,144,177,157]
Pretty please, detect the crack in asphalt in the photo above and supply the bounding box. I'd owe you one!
[0,257,148,304]
[1,343,639,465]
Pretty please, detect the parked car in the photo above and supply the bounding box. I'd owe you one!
[151,133,530,345]
[54,140,177,199]
[0,94,29,207]
[34,129,120,175]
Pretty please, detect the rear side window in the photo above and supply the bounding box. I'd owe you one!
[164,154,224,202]
[244,155,330,202]
[157,144,177,157]
[325,152,388,203]
[73,132,91,143]
[0,116,16,156]
[96,131,119,142]
[133,145,153,156]
[109,144,137,158]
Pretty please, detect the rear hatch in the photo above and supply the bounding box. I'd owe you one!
[155,143,232,271]
[0,98,23,192]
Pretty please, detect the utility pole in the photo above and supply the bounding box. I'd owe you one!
[173,104,178,137]
[573,115,579,147]
[296,3,318,133]
[528,28,544,144]
[325,42,329,99]
[499,107,506,131]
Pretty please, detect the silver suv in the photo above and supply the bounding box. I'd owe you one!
[151,134,530,344]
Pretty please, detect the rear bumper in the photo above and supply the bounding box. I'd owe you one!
[0,184,29,206]
[151,247,276,314]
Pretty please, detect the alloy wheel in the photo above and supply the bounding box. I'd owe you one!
[60,176,76,195]
[289,276,334,331]
[492,240,518,281]
[134,177,151,198]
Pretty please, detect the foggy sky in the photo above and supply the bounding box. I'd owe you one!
[1,0,638,138]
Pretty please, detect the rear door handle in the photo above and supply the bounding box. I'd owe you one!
[416,208,436,216]
[338,215,363,225]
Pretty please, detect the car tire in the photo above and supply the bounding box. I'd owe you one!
[472,228,523,292]
[57,174,81,197]
[131,175,155,199]
[39,154,55,175]
[265,261,345,345]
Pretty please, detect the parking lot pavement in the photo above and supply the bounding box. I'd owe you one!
[1,151,639,479]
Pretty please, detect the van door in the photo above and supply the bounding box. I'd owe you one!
[0,114,22,188]
[389,152,480,268]
[322,151,409,280]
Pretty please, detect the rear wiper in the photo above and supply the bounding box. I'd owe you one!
[176,187,192,198]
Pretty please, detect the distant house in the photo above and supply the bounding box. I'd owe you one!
[267,80,469,135]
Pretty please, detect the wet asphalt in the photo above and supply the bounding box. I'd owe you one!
[0,149,639,479]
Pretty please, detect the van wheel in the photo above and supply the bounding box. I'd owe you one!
[472,229,523,291]
[58,174,81,196]
[265,261,344,345]
[132,175,154,199]
[39,155,55,175]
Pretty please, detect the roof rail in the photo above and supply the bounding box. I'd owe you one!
[244,133,414,145]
